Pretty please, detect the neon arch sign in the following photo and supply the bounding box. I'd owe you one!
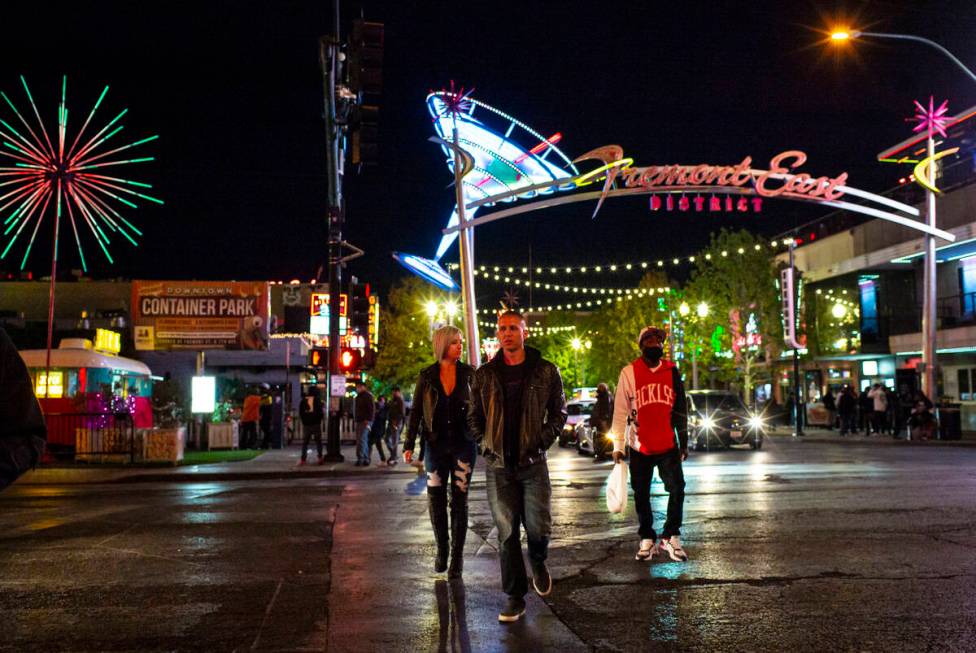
[394,91,955,292]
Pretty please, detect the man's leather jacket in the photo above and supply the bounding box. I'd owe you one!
[468,346,567,469]
[404,361,475,453]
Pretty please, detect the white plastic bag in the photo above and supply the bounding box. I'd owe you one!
[606,462,628,514]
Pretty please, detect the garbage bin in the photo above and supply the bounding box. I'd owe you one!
[937,402,962,440]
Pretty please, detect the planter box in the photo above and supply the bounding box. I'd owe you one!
[207,421,238,450]
[143,427,186,464]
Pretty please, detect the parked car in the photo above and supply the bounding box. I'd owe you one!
[559,398,595,447]
[574,419,597,456]
[687,390,765,450]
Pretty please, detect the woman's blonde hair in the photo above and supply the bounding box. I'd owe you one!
[432,324,463,362]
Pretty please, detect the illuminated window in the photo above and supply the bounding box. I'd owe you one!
[35,371,64,398]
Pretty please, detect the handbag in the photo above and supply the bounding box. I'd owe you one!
[606,461,628,514]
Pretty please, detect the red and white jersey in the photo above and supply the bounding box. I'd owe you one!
[611,358,680,455]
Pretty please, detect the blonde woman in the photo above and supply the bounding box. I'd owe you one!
[404,325,477,578]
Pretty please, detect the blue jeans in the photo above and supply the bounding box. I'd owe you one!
[386,422,403,461]
[485,462,552,598]
[356,422,372,463]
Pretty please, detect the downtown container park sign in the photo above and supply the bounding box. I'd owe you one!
[132,281,271,351]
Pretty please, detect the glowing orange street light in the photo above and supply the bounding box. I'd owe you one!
[830,30,851,41]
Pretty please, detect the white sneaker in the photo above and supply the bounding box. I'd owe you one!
[659,536,688,561]
[635,538,657,560]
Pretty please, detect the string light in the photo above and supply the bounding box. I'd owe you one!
[448,241,789,276]
[471,268,668,296]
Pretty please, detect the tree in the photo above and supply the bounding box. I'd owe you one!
[371,276,460,396]
[683,229,781,402]
[587,271,674,387]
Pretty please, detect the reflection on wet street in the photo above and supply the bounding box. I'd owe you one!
[1,439,975,651]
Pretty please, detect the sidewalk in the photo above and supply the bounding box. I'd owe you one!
[16,444,424,485]
[16,426,976,486]
[765,424,976,446]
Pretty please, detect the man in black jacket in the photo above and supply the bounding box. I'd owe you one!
[469,310,567,623]
[0,327,47,491]
[353,381,375,466]
[298,389,325,465]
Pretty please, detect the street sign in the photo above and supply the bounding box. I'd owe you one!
[780,267,802,349]
[330,374,347,397]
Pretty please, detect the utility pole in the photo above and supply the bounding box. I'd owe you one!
[320,0,345,462]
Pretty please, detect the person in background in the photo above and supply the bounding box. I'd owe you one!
[590,383,613,461]
[298,388,324,465]
[867,383,887,436]
[259,394,273,449]
[385,387,405,467]
[241,390,261,449]
[404,325,477,579]
[353,381,375,466]
[822,388,836,430]
[837,386,856,436]
[370,395,389,466]
[859,386,874,434]
[0,327,47,491]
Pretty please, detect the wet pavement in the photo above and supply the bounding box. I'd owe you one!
[2,437,975,651]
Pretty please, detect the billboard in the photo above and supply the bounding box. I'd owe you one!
[132,281,271,351]
[309,292,347,336]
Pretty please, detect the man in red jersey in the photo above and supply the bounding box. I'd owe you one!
[611,326,689,562]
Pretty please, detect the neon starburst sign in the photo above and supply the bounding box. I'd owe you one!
[0,76,162,271]
[909,96,950,138]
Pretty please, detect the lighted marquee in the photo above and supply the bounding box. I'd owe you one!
[426,91,579,260]
[392,252,458,291]
[396,88,955,293]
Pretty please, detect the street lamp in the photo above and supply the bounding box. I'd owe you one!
[689,302,709,390]
[829,28,976,400]
[445,300,458,323]
[571,337,583,389]
[425,300,439,319]
[830,30,976,84]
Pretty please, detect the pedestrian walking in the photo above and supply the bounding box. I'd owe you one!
[0,327,47,492]
[353,381,375,466]
[822,389,836,430]
[611,325,690,564]
[837,386,856,435]
[369,396,389,465]
[591,382,613,460]
[469,310,566,623]
[298,389,324,465]
[403,325,477,579]
[241,390,261,449]
[385,387,405,466]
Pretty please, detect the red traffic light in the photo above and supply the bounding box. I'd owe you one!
[339,348,362,372]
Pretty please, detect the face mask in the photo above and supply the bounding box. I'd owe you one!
[642,345,664,363]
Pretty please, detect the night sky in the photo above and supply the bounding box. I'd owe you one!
[2,1,975,302]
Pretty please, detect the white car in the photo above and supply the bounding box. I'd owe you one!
[559,399,594,447]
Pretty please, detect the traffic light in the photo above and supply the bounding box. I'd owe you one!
[349,280,370,337]
[339,348,362,372]
[350,103,379,166]
[347,19,383,96]
[347,19,383,165]
[308,347,328,368]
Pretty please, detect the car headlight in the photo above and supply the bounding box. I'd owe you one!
[748,415,764,430]
[563,424,574,432]
[701,416,715,430]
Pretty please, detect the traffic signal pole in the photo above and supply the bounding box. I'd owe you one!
[320,3,345,462]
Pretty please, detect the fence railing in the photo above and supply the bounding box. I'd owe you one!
[43,412,135,463]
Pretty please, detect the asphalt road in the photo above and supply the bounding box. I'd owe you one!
[2,437,975,652]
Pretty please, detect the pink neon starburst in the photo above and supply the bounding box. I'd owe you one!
[909,97,950,138]
[432,80,475,118]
